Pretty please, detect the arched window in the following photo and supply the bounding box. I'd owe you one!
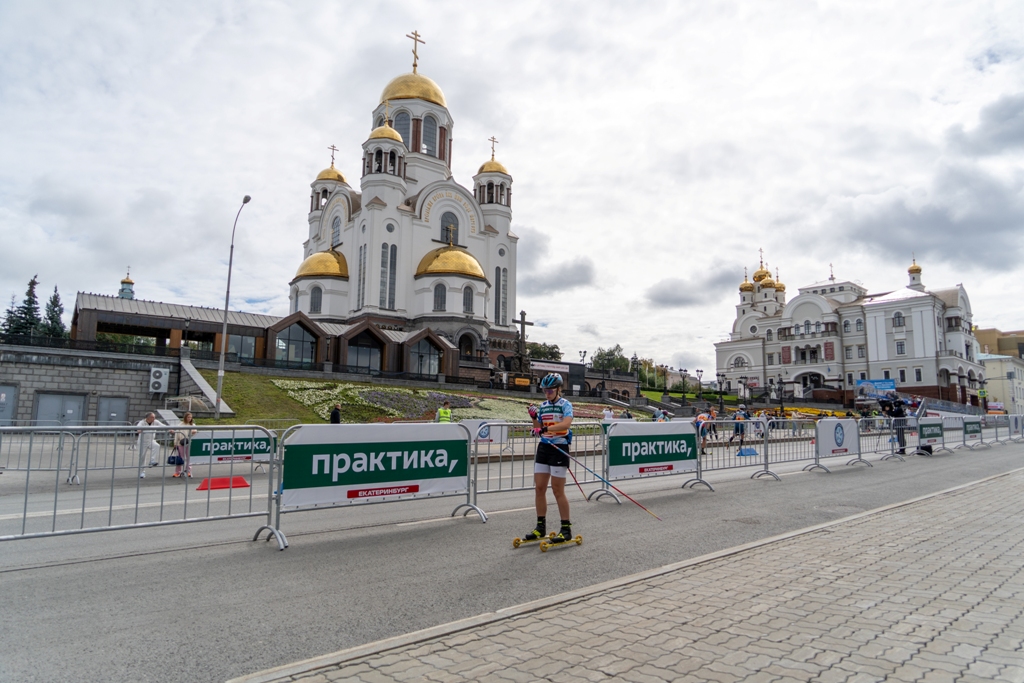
[804,321,811,334]
[792,325,800,336]
[893,312,905,328]
[423,115,437,156]
[766,329,773,341]
[463,286,474,314]
[357,244,367,310]
[433,283,446,311]
[379,244,390,308]
[388,150,396,174]
[501,267,508,325]
[373,149,383,173]
[394,112,410,147]
[494,267,501,323]
[331,216,341,246]
[441,211,459,244]
[411,339,441,376]
[309,286,322,314]
[487,182,494,203]
[856,318,864,332]
[733,357,748,368]
[375,116,384,129]
[320,189,328,207]
[815,321,822,334]
[500,184,507,204]
[843,320,851,333]
[387,244,397,310]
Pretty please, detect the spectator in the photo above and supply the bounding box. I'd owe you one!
[436,400,452,423]
[602,406,614,420]
[136,412,167,479]
[172,412,197,478]
[329,403,342,424]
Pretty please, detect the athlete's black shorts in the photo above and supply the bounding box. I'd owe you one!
[535,442,569,468]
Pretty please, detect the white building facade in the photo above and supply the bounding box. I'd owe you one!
[978,354,1024,415]
[715,259,987,407]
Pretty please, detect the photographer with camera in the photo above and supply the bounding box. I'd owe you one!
[880,397,908,455]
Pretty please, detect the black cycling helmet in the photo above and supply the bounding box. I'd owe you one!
[539,373,563,389]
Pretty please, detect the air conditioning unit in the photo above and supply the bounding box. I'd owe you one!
[149,367,170,394]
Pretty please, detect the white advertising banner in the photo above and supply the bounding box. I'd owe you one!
[459,419,509,444]
[816,419,860,458]
[606,421,698,479]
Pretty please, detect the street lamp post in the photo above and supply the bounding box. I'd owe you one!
[215,195,251,420]
[696,369,703,402]
[631,353,640,403]
[716,371,725,413]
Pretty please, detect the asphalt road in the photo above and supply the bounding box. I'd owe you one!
[3,444,1023,683]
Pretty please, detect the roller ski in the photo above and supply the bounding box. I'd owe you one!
[539,523,582,552]
[513,523,554,548]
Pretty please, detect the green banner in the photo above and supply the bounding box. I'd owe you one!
[964,420,982,437]
[188,430,275,464]
[280,424,470,508]
[919,423,943,443]
[607,422,697,479]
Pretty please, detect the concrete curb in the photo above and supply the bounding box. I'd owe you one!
[227,465,1024,683]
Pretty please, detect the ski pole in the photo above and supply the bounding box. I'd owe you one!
[564,460,588,501]
[545,440,662,521]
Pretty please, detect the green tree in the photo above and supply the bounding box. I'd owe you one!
[1,294,18,335]
[526,341,562,361]
[670,377,690,394]
[9,275,42,336]
[41,286,67,338]
[591,344,630,372]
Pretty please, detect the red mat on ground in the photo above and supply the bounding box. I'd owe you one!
[196,476,250,491]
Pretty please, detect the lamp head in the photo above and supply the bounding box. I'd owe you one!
[242,195,251,204]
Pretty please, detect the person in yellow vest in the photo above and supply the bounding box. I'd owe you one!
[435,400,452,423]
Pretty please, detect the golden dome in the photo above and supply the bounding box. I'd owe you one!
[775,280,786,292]
[760,276,776,289]
[415,246,486,280]
[380,72,447,108]
[908,259,922,275]
[368,123,404,143]
[752,265,771,282]
[316,163,346,183]
[121,273,134,285]
[478,158,509,175]
[293,250,349,280]
[739,276,754,293]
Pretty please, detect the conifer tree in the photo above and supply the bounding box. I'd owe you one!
[0,294,18,335]
[41,286,67,338]
[11,275,42,336]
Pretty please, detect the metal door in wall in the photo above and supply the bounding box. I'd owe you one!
[96,397,129,425]
[0,385,17,425]
[34,394,86,426]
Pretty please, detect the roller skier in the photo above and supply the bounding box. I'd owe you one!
[513,373,582,549]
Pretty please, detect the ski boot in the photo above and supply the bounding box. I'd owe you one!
[540,523,583,552]
[513,522,553,548]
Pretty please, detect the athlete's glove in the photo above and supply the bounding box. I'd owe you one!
[527,404,538,419]
[531,427,542,437]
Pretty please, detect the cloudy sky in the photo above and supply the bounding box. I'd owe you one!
[1,1,1022,372]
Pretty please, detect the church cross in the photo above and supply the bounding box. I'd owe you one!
[758,247,764,267]
[406,30,425,73]
[829,263,835,281]
[383,99,391,122]
[327,144,338,165]
[488,136,499,160]
[516,310,534,357]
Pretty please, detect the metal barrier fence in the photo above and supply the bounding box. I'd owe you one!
[0,425,274,541]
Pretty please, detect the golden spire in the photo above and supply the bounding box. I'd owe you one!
[406,30,425,74]
[383,99,391,121]
[327,144,338,166]
[488,136,499,160]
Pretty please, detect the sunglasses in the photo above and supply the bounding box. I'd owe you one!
[543,388,558,394]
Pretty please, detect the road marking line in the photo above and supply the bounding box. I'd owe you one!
[0,494,265,521]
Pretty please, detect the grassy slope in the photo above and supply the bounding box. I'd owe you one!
[197,369,325,424]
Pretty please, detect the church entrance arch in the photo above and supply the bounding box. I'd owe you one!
[458,333,475,359]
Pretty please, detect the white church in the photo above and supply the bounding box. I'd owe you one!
[285,33,520,374]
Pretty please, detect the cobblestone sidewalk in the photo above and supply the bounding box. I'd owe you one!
[238,471,1024,683]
